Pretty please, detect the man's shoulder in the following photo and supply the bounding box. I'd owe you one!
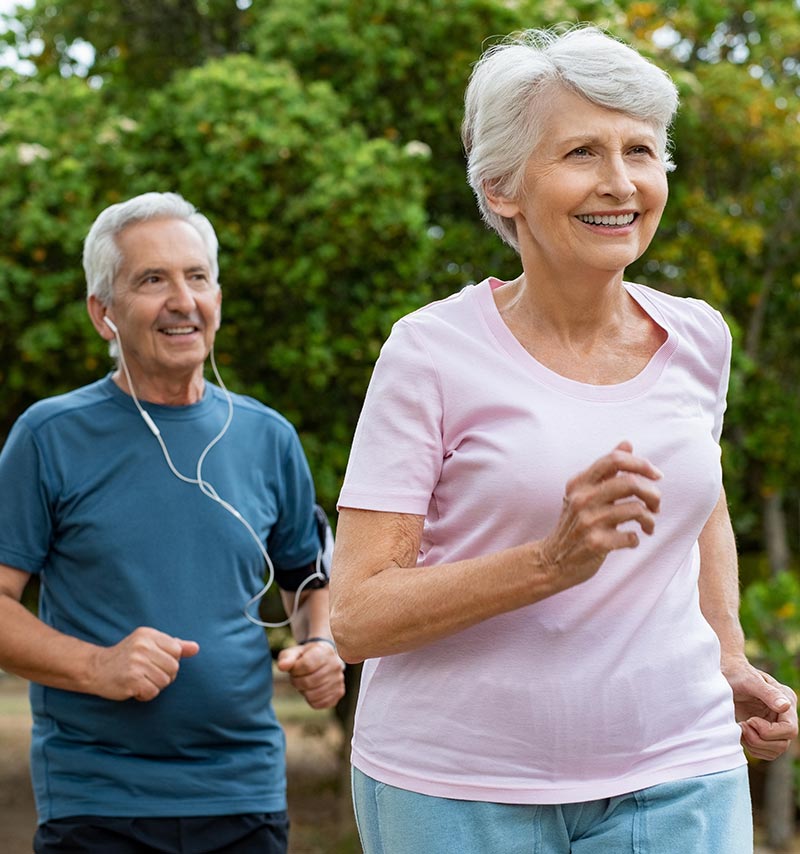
[19,378,114,432]
[222,388,300,440]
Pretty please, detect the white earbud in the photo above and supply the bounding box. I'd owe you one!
[103,315,160,436]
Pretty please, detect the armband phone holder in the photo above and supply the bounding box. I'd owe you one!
[314,503,334,583]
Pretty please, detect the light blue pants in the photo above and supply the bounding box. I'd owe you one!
[352,765,753,853]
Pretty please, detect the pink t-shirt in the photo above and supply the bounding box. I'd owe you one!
[338,278,745,804]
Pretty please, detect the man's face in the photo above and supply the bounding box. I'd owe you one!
[103,217,221,398]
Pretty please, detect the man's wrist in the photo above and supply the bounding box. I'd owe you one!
[300,636,337,652]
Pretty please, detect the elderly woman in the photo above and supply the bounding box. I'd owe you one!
[330,25,796,854]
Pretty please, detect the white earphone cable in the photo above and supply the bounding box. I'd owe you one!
[111,326,323,629]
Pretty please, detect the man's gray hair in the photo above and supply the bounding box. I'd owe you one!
[462,25,680,252]
[83,192,219,305]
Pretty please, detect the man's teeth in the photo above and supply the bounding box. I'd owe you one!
[577,213,636,226]
[163,327,196,335]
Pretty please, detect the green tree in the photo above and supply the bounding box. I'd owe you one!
[1,0,249,89]
[1,1,798,842]
[624,4,800,846]
[127,53,434,503]
[0,49,435,508]
[250,0,529,297]
[0,73,136,434]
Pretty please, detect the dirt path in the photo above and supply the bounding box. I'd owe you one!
[0,673,358,854]
[0,674,37,853]
[2,672,797,853]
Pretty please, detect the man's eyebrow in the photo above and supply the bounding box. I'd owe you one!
[129,266,167,282]
[131,264,209,280]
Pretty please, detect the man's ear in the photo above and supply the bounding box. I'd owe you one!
[87,295,115,341]
[214,285,222,331]
[484,180,519,218]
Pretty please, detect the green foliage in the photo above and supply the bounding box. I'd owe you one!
[0,48,434,508]
[2,0,250,90]
[250,0,531,295]
[0,74,135,431]
[741,570,800,688]
[125,54,433,505]
[1,0,799,539]
[647,7,800,553]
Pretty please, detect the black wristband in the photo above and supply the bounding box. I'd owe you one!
[300,636,337,652]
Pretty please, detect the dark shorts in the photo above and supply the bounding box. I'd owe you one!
[33,812,290,854]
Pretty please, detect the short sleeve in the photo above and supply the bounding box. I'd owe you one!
[338,319,445,515]
[0,418,53,573]
[710,308,732,443]
[269,425,320,586]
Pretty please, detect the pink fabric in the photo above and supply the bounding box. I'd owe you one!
[338,279,745,804]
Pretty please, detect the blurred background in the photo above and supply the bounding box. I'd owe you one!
[0,0,798,851]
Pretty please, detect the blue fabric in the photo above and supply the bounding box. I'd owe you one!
[0,376,319,822]
[352,765,753,854]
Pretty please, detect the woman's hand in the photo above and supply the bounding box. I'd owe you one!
[722,656,798,760]
[332,441,662,660]
[541,440,662,592]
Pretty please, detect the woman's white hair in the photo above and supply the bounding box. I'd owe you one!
[462,25,680,252]
[83,191,219,306]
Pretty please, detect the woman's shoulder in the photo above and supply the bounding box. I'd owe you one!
[398,280,484,323]
[391,280,496,348]
[626,281,731,351]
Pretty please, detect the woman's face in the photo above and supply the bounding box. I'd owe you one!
[492,86,669,277]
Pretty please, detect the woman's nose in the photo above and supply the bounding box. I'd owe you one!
[597,155,636,201]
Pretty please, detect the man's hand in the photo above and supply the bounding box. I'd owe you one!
[276,640,345,710]
[88,626,199,702]
[723,655,798,760]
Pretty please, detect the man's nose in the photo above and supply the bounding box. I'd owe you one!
[165,278,197,313]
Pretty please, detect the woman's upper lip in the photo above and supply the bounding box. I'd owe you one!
[575,209,638,217]
[575,211,639,224]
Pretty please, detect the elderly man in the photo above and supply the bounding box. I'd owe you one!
[0,192,345,854]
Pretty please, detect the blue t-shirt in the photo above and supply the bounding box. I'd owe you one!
[0,376,320,821]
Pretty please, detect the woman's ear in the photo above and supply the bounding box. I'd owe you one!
[484,180,519,218]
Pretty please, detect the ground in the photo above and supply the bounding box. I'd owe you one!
[0,672,797,853]
[0,671,360,854]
